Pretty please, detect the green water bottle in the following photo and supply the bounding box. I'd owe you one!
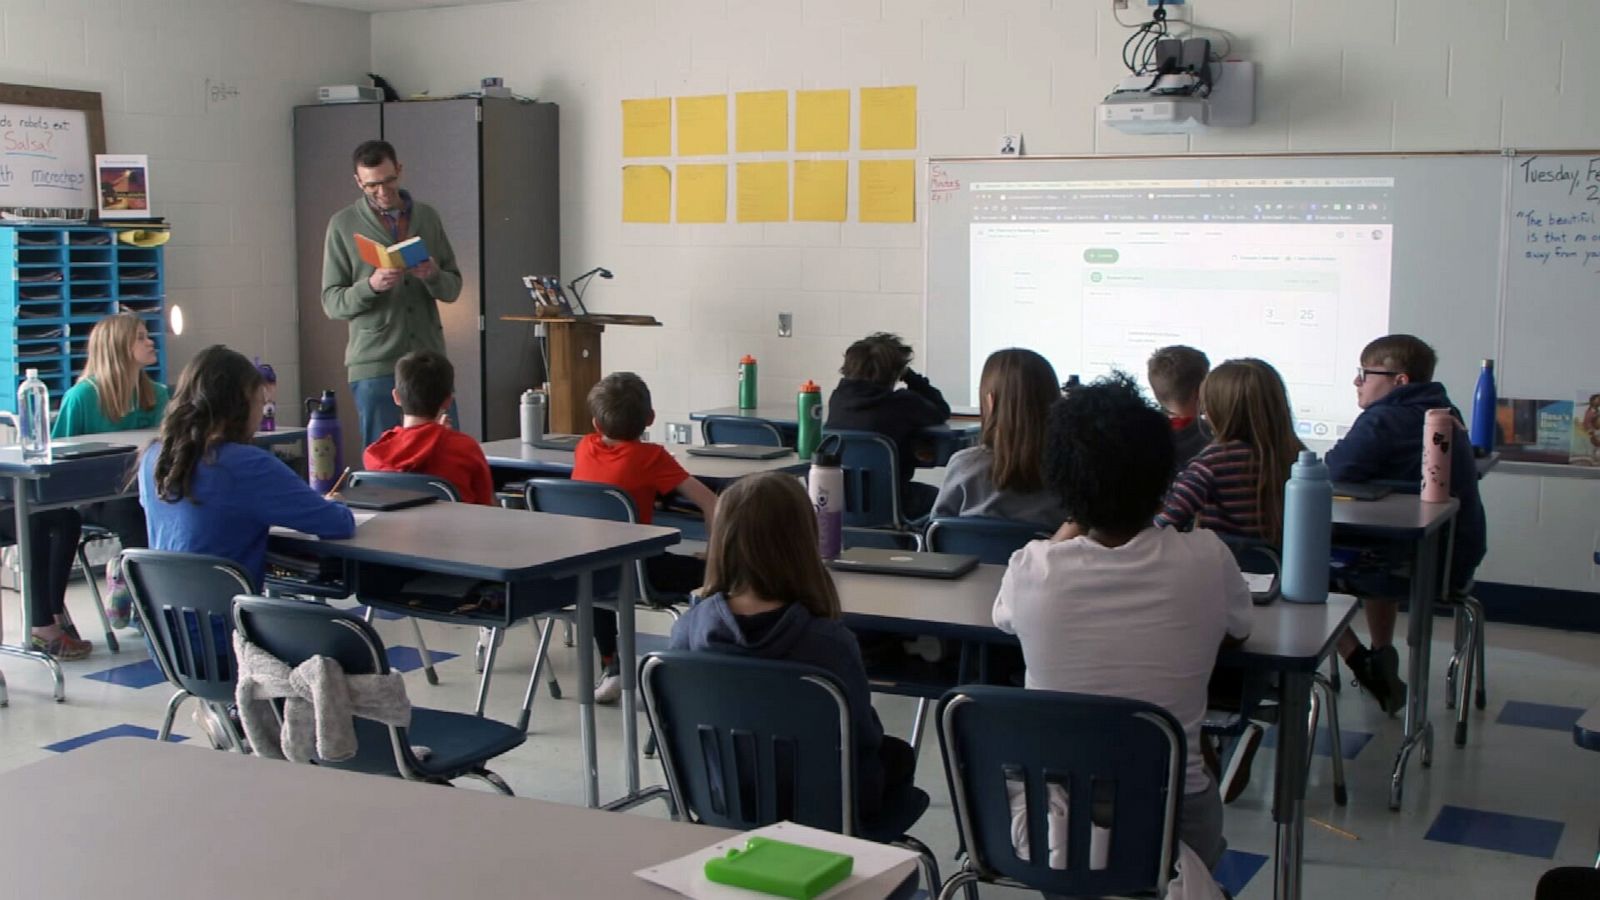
[738,354,758,409]
[797,380,822,459]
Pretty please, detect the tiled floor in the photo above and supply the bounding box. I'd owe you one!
[2,581,1597,898]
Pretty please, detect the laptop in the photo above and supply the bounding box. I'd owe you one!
[332,483,440,511]
[528,434,582,451]
[1331,482,1392,501]
[685,443,791,460]
[51,441,136,460]
[827,548,980,580]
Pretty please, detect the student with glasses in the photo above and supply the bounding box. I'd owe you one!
[320,140,463,447]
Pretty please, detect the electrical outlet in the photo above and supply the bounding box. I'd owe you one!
[668,422,692,444]
[778,312,793,337]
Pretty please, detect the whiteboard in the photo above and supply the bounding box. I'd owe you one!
[0,103,94,211]
[924,153,1512,421]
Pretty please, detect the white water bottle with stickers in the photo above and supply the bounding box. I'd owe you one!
[809,448,843,560]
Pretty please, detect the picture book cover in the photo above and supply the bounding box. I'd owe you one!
[1496,397,1574,463]
[1571,392,1600,466]
[354,233,429,269]
[95,154,151,220]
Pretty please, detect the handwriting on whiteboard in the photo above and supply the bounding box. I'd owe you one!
[1514,156,1600,268]
[930,163,961,203]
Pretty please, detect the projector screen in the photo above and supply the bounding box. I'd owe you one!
[965,177,1391,439]
[925,155,1510,444]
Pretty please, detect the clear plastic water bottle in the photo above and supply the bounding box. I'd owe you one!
[1281,449,1332,604]
[17,368,51,462]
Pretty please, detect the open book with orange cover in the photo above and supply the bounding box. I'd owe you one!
[355,233,429,269]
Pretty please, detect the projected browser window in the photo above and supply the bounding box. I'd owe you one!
[967,177,1394,439]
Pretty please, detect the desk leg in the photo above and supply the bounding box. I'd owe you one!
[1389,528,1442,810]
[1272,669,1312,900]
[0,481,65,701]
[617,562,640,797]
[576,570,598,808]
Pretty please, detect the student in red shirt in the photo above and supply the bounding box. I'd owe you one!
[574,371,719,702]
[362,350,493,505]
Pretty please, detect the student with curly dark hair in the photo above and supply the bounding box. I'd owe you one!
[992,372,1252,871]
[139,346,355,589]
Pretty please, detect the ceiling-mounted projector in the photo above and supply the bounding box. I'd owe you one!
[1098,36,1254,135]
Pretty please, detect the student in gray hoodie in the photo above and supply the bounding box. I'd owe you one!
[669,472,914,820]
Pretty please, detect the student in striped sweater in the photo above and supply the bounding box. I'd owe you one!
[1154,358,1304,803]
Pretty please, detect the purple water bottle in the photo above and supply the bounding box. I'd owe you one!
[304,390,343,493]
[255,358,277,432]
[809,448,843,559]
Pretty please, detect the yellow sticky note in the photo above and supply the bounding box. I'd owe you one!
[794,161,847,222]
[622,98,671,157]
[795,89,849,152]
[622,165,671,223]
[677,94,728,156]
[737,161,789,223]
[859,159,914,223]
[736,90,788,152]
[677,164,728,223]
[859,86,917,150]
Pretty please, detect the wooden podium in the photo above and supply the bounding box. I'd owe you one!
[501,312,662,434]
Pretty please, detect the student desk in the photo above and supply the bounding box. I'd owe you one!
[831,564,1359,900]
[479,437,809,486]
[0,739,919,900]
[688,405,980,467]
[0,428,304,701]
[269,501,679,809]
[1331,494,1458,812]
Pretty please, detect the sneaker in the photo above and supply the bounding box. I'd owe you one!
[1222,727,1264,804]
[595,664,622,705]
[1347,646,1392,712]
[30,631,92,661]
[1371,645,1408,715]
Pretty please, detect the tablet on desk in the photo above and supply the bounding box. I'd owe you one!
[50,441,135,460]
[685,444,791,460]
[1331,482,1391,501]
[827,548,979,580]
[332,484,439,511]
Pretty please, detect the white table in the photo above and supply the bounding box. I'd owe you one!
[0,738,914,899]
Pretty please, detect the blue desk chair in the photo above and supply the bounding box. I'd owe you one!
[232,594,524,794]
[701,415,785,447]
[923,516,1047,564]
[818,431,919,550]
[641,651,940,893]
[120,549,254,750]
[935,685,1184,900]
[72,524,122,653]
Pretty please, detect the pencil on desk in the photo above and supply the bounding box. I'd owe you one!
[328,466,352,497]
[1308,817,1359,840]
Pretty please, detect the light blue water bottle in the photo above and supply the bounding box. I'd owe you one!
[1281,449,1332,604]
[17,368,51,462]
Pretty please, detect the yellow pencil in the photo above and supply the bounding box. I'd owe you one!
[1308,817,1359,840]
[327,466,352,498]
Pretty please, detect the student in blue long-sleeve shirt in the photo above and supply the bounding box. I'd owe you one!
[1326,334,1487,715]
[139,346,355,588]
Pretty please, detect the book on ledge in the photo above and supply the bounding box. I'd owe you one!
[355,233,429,269]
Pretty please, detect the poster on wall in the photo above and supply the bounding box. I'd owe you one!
[95,154,151,219]
[1496,397,1574,463]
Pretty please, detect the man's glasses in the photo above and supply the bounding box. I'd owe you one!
[1355,367,1400,385]
[358,175,399,193]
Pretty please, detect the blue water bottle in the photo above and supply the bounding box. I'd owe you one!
[1469,359,1496,456]
[1281,450,1332,604]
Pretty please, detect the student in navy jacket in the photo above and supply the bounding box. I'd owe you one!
[669,472,914,820]
[824,333,950,520]
[1327,334,1486,715]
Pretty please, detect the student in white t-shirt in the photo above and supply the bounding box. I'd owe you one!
[993,372,1253,871]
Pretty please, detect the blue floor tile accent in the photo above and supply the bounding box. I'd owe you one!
[83,658,167,690]
[45,724,185,753]
[1425,804,1565,859]
[1496,700,1585,733]
[1262,723,1374,760]
[1213,849,1269,897]
[385,646,460,673]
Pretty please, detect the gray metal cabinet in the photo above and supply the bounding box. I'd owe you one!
[293,98,557,461]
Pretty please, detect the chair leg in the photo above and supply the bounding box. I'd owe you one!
[74,542,119,654]
[1313,673,1348,806]
[516,617,558,733]
[1445,608,1464,711]
[0,666,8,708]
[1327,653,1342,694]
[1453,603,1479,747]
[935,865,980,900]
[474,627,501,717]
[643,729,659,759]
[408,617,439,686]
[1469,597,1488,710]
[467,768,515,796]
[908,697,930,762]
[564,618,575,647]
[158,690,190,742]
[893,834,940,899]
[1218,722,1264,804]
[1305,684,1322,775]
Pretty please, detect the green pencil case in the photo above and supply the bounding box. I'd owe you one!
[703,836,854,899]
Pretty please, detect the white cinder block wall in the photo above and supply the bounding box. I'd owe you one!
[0,0,371,417]
[370,0,1600,594]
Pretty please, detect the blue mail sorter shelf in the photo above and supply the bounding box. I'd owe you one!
[0,225,167,414]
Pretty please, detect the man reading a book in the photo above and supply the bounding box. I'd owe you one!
[321,139,463,447]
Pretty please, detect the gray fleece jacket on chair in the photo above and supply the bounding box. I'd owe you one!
[233,633,411,764]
